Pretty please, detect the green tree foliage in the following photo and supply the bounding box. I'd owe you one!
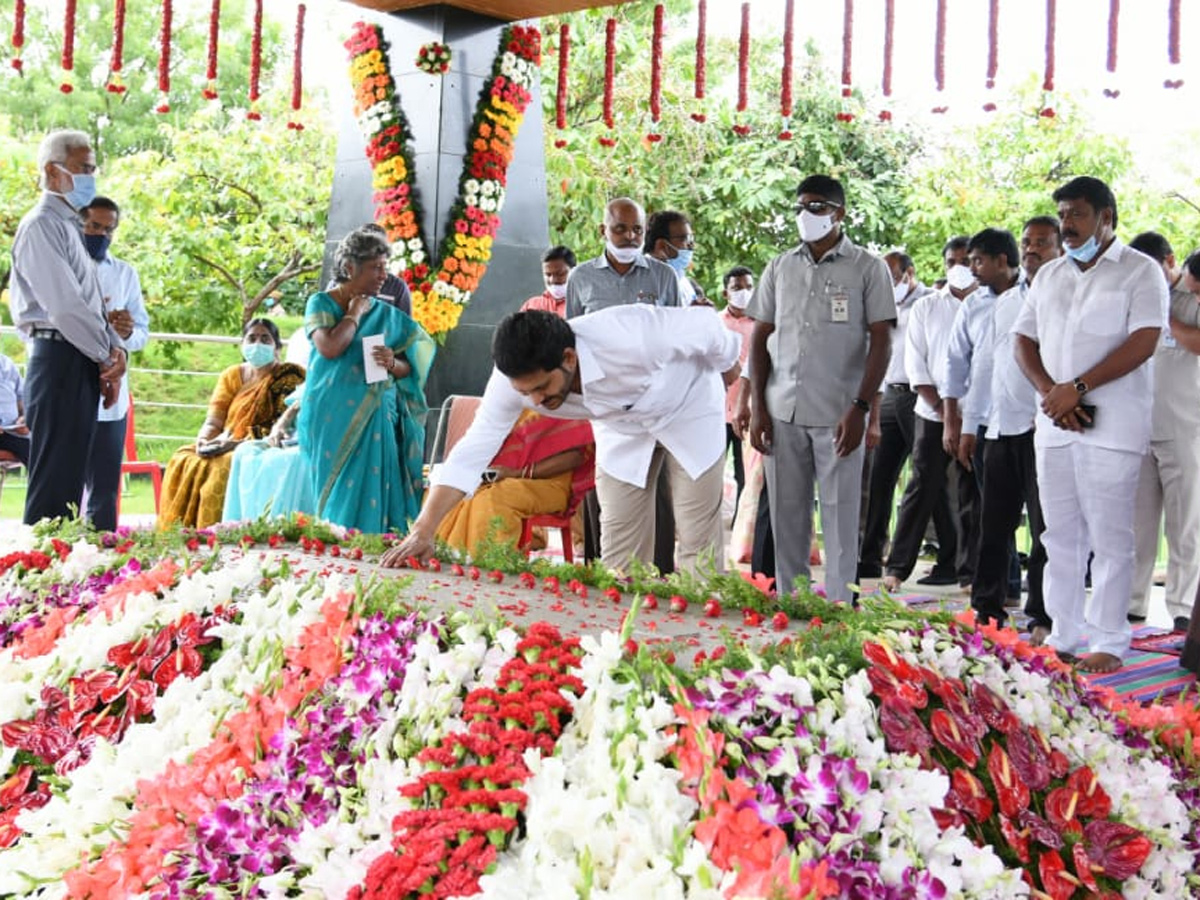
[540,0,918,295]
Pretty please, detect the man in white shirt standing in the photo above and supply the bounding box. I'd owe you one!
[1126,232,1200,633]
[1014,176,1167,673]
[80,197,151,532]
[381,306,741,575]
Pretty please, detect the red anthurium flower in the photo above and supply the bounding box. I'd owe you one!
[939,687,988,741]
[878,698,933,758]
[931,807,966,830]
[950,768,994,822]
[1065,766,1112,819]
[0,764,33,805]
[862,640,920,680]
[1019,809,1064,850]
[987,742,1031,819]
[1037,850,1077,900]
[1071,842,1100,892]
[970,682,1020,733]
[1005,728,1052,792]
[896,680,929,709]
[999,814,1030,864]
[1082,820,1152,881]
[930,708,980,768]
[866,664,902,703]
[1043,786,1083,834]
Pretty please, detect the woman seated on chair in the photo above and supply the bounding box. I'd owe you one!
[437,410,594,554]
[221,384,316,522]
[159,318,304,529]
[298,226,435,533]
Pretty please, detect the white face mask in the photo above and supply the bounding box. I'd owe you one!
[893,281,910,303]
[546,282,567,300]
[797,210,836,244]
[945,264,976,292]
[727,288,753,308]
[606,240,640,265]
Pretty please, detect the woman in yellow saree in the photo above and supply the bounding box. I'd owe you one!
[159,319,304,529]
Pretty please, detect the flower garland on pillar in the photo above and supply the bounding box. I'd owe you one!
[733,3,750,136]
[247,0,263,120]
[287,3,305,130]
[203,0,220,100]
[105,0,127,93]
[1104,0,1120,98]
[647,4,664,143]
[60,0,76,93]
[156,0,172,113]
[879,0,893,121]
[1165,0,1183,88]
[1040,0,1056,117]
[553,24,568,146]
[345,21,541,339]
[691,0,706,122]
[779,0,794,138]
[9,0,24,72]
[837,0,854,122]
[599,18,616,146]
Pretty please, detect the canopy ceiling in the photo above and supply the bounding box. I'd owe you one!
[342,0,627,22]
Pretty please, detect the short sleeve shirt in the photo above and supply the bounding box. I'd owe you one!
[1151,281,1200,440]
[1011,239,1167,453]
[744,235,896,426]
[564,253,681,318]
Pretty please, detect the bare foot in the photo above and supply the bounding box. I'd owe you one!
[1029,625,1051,647]
[1076,652,1122,674]
[882,575,902,593]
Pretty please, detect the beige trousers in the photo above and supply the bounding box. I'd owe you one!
[594,444,725,576]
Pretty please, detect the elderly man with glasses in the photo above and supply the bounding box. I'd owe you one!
[8,129,128,526]
[745,174,896,602]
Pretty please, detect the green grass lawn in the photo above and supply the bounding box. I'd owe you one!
[0,472,162,520]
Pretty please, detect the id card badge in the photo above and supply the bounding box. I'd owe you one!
[830,290,850,323]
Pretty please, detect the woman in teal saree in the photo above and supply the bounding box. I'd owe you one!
[298,227,435,533]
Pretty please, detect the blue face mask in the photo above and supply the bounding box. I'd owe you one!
[666,247,694,275]
[242,341,276,368]
[54,165,97,210]
[83,233,110,262]
[1065,234,1101,263]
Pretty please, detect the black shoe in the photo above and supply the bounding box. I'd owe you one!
[1127,613,1146,624]
[916,571,958,586]
[856,563,882,579]
[1174,616,1190,634]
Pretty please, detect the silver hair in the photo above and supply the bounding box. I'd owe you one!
[333,227,390,283]
[37,130,92,189]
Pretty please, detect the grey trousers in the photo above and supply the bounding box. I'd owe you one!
[766,418,865,602]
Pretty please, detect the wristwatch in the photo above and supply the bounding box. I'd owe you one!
[1073,377,1089,396]
[852,397,871,413]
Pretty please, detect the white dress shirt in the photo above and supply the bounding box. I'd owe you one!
[943,286,1000,434]
[985,281,1040,438]
[434,305,741,493]
[883,283,931,386]
[905,288,963,422]
[1012,239,1167,454]
[95,253,150,422]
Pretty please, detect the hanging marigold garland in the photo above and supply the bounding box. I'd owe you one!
[345,21,541,339]
[1040,0,1056,116]
[733,2,750,136]
[156,0,172,113]
[203,0,220,100]
[60,0,76,93]
[837,0,854,121]
[1165,0,1183,88]
[691,0,706,122]
[9,0,24,71]
[599,17,616,146]
[879,0,893,120]
[554,23,569,146]
[105,0,127,93]
[247,0,263,120]
[779,0,793,138]
[287,3,305,129]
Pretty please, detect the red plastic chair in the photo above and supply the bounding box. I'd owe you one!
[517,459,595,564]
[117,395,164,524]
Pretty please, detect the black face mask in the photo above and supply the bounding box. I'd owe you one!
[84,233,111,261]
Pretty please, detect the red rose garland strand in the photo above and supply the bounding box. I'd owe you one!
[156,0,172,113]
[9,0,24,71]
[934,0,946,94]
[106,0,127,93]
[1041,0,1056,116]
[692,0,706,122]
[554,24,568,132]
[203,0,220,100]
[599,17,615,146]
[1165,0,1183,88]
[880,0,893,120]
[983,0,999,111]
[779,0,794,138]
[60,0,76,93]
[248,0,263,120]
[647,4,663,142]
[1106,0,1119,72]
[734,2,750,136]
[288,3,306,130]
[838,0,855,122]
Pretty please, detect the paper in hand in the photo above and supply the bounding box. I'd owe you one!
[361,333,389,384]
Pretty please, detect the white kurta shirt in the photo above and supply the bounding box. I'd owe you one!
[95,253,150,422]
[434,305,741,493]
[905,288,963,422]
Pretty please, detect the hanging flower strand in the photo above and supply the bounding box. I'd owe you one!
[1041,0,1056,116]
[106,0,128,93]
[1165,0,1183,88]
[647,4,663,143]
[156,0,172,113]
[203,0,220,100]
[247,0,263,120]
[60,0,76,93]
[880,0,894,120]
[288,3,306,129]
[838,0,855,121]
[983,0,999,111]
[1103,0,1120,97]
[691,0,706,122]
[733,3,750,136]
[10,0,24,71]
[599,17,616,146]
[779,0,794,138]
[554,23,568,146]
[934,0,947,93]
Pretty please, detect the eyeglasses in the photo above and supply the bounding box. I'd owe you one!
[668,233,695,249]
[794,200,842,215]
[56,161,99,175]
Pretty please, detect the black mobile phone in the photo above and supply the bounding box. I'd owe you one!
[1078,403,1096,429]
[480,468,499,484]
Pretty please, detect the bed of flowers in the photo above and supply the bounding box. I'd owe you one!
[344,20,541,340]
[0,515,1199,898]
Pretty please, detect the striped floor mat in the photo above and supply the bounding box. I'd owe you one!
[1085,650,1197,703]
